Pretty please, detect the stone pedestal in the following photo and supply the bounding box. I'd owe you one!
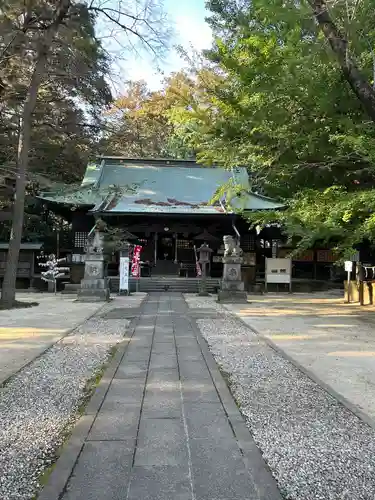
[217,256,248,303]
[198,275,209,296]
[77,253,110,302]
[198,262,210,296]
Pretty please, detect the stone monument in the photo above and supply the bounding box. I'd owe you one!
[217,235,247,303]
[77,222,110,302]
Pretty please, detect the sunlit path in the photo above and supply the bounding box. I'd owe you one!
[42,293,281,500]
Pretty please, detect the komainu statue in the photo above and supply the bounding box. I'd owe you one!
[85,218,107,254]
[223,235,243,257]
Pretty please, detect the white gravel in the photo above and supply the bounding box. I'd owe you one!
[185,296,375,500]
[0,302,131,500]
[183,294,223,311]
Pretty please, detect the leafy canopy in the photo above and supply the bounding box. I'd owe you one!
[100,75,195,159]
[168,0,375,257]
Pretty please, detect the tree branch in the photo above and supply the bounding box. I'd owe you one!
[91,7,156,55]
[307,0,375,122]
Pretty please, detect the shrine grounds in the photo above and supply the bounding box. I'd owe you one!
[1,291,375,499]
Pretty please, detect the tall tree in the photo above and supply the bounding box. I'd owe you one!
[101,74,194,158]
[0,0,170,307]
[168,0,375,256]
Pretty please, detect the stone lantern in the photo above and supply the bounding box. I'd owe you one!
[217,235,247,303]
[77,224,110,302]
[197,242,212,296]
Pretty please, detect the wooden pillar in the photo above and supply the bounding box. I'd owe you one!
[56,230,60,259]
[30,251,35,289]
[174,233,178,263]
[358,262,364,305]
[154,232,158,263]
[271,240,277,258]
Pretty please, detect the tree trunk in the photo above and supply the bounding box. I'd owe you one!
[307,0,375,122]
[0,0,71,308]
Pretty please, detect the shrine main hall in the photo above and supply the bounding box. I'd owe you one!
[40,157,287,290]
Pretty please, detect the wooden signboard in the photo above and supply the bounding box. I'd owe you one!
[265,257,292,292]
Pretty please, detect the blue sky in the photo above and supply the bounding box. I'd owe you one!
[114,0,213,92]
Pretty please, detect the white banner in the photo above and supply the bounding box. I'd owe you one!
[119,256,129,291]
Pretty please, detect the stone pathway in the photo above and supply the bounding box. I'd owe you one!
[0,294,102,385]
[42,293,282,500]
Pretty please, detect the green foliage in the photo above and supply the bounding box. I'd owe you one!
[246,187,375,260]
[0,0,113,246]
[0,1,111,185]
[168,0,375,257]
[0,0,171,227]
[0,0,172,306]
[202,0,375,186]
[100,76,195,159]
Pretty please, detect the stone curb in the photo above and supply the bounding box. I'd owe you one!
[37,299,146,500]
[0,300,108,388]
[222,304,375,433]
[186,300,283,499]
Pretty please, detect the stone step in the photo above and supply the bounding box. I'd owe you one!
[110,277,220,293]
[62,278,220,294]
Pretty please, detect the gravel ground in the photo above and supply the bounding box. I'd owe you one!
[0,301,132,500]
[184,295,375,500]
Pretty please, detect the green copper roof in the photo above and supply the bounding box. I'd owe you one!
[40,157,284,214]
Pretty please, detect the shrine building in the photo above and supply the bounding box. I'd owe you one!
[38,157,338,292]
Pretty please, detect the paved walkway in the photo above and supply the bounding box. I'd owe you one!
[223,293,375,427]
[43,293,282,500]
[0,294,102,385]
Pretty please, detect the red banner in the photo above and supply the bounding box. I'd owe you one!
[131,245,142,277]
[193,245,202,277]
[196,261,202,277]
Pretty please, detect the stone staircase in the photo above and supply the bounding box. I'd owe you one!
[110,277,220,293]
[62,277,220,294]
